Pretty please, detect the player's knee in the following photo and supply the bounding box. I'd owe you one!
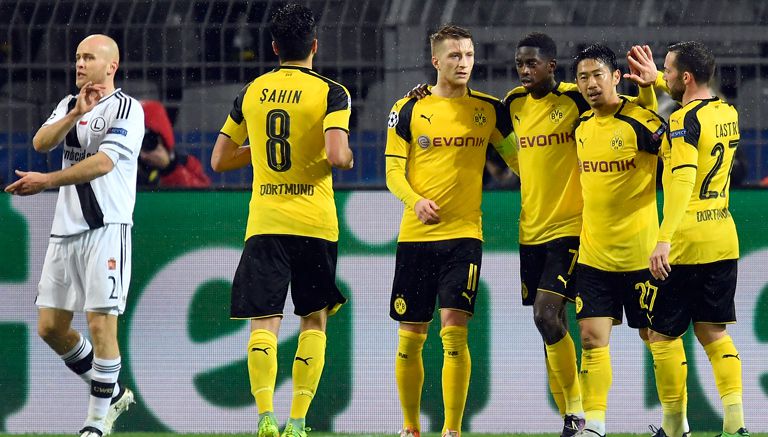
[693,323,727,346]
[579,327,608,349]
[533,305,565,343]
[37,321,65,344]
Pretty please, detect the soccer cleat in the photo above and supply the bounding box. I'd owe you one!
[562,415,586,437]
[103,386,135,435]
[718,428,750,437]
[573,429,605,437]
[399,428,421,437]
[258,415,279,437]
[281,423,310,437]
[79,426,103,437]
[649,425,669,437]
[442,430,459,437]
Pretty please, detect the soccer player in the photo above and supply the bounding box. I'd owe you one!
[385,25,516,437]
[504,32,660,437]
[210,4,353,437]
[641,42,748,437]
[4,34,142,437]
[569,44,666,437]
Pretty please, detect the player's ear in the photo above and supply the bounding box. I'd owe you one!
[272,41,279,57]
[682,71,693,86]
[311,39,318,55]
[612,68,621,85]
[548,58,557,72]
[431,55,439,70]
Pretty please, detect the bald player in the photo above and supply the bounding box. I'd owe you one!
[6,34,143,437]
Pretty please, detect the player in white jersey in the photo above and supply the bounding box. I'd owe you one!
[5,34,142,437]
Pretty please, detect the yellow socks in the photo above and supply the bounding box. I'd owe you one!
[704,335,744,433]
[546,356,567,416]
[441,326,471,434]
[649,338,687,437]
[545,333,583,416]
[289,330,327,420]
[396,329,427,430]
[580,345,611,435]
[248,329,278,414]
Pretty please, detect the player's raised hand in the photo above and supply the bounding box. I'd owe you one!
[414,198,441,225]
[624,45,658,88]
[73,81,107,116]
[405,83,431,100]
[649,241,672,280]
[4,169,50,196]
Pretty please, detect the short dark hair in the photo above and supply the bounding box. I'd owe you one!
[517,32,557,60]
[668,41,715,85]
[269,3,317,62]
[573,44,618,75]
[429,24,472,53]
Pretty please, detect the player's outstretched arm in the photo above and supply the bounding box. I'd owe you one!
[5,151,114,196]
[325,128,354,169]
[210,134,251,172]
[33,82,106,152]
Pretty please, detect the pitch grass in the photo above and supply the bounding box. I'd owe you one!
[3,434,768,437]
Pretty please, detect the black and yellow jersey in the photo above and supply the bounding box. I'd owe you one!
[503,82,658,245]
[220,65,351,242]
[575,97,666,272]
[659,97,739,264]
[504,82,588,244]
[385,88,514,242]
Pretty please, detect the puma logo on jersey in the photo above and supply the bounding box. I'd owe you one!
[251,347,271,355]
[461,291,474,305]
[514,114,521,124]
[295,356,313,365]
[420,114,434,124]
[557,275,568,288]
[723,353,740,360]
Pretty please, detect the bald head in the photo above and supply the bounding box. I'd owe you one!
[75,34,120,89]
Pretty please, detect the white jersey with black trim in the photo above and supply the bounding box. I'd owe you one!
[43,88,144,236]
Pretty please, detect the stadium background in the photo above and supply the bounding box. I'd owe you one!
[1,0,767,433]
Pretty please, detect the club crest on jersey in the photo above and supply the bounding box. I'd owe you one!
[417,135,431,149]
[90,117,106,132]
[473,108,487,126]
[107,258,117,270]
[387,111,399,128]
[610,130,624,151]
[549,105,564,124]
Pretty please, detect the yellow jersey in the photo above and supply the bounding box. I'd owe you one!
[575,97,666,271]
[660,97,739,264]
[220,65,351,241]
[385,89,514,242]
[503,82,589,244]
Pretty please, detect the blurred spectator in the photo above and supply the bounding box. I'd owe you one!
[139,100,211,188]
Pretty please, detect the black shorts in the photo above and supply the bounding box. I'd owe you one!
[648,259,738,338]
[574,263,652,329]
[231,235,347,319]
[390,238,482,323]
[519,236,580,305]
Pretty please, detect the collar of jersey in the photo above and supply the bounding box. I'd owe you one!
[427,86,471,100]
[276,65,311,73]
[97,88,122,104]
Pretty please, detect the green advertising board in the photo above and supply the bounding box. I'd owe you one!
[1,190,766,433]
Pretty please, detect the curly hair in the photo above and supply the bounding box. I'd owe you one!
[517,32,557,60]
